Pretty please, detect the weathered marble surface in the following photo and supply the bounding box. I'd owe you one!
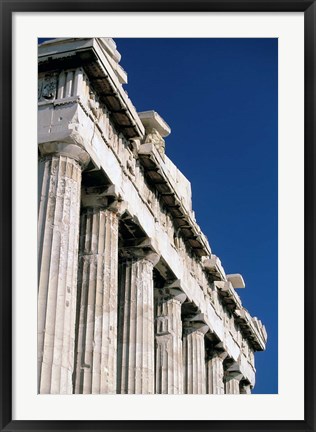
[74,207,119,394]
[117,253,159,394]
[38,151,86,394]
[183,321,208,394]
[155,287,186,394]
[38,37,267,395]
[206,351,226,395]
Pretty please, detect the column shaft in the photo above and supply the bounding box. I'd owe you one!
[206,354,225,394]
[117,257,155,394]
[225,378,241,394]
[38,155,82,394]
[183,323,207,394]
[155,295,184,394]
[74,208,119,394]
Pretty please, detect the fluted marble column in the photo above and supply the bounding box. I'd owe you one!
[155,285,186,394]
[225,377,241,394]
[182,320,208,394]
[74,203,120,394]
[38,143,89,394]
[206,350,226,394]
[117,251,159,394]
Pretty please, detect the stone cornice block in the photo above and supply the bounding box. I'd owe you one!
[138,110,171,137]
[227,273,246,289]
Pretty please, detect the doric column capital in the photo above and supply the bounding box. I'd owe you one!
[206,346,228,361]
[121,249,160,267]
[141,251,160,266]
[155,279,187,304]
[38,141,90,168]
[224,372,243,383]
[120,237,160,266]
[183,318,209,336]
[224,360,243,383]
[81,184,126,215]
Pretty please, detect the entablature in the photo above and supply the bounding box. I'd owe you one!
[138,142,211,257]
[38,38,144,140]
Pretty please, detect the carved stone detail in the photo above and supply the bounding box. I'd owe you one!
[38,73,58,101]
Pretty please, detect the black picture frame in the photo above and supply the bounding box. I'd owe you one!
[1,1,315,431]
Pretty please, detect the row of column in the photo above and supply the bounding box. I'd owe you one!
[38,145,251,395]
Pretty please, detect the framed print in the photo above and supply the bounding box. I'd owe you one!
[1,1,315,431]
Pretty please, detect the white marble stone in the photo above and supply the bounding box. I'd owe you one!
[38,37,268,394]
[155,287,186,394]
[227,274,246,289]
[206,350,226,395]
[224,361,243,394]
[74,207,119,394]
[117,253,159,394]
[182,321,208,394]
[225,377,241,394]
[38,151,86,394]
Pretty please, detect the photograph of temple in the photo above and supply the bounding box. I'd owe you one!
[38,37,268,395]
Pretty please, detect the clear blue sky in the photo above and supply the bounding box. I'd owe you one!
[39,38,278,394]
